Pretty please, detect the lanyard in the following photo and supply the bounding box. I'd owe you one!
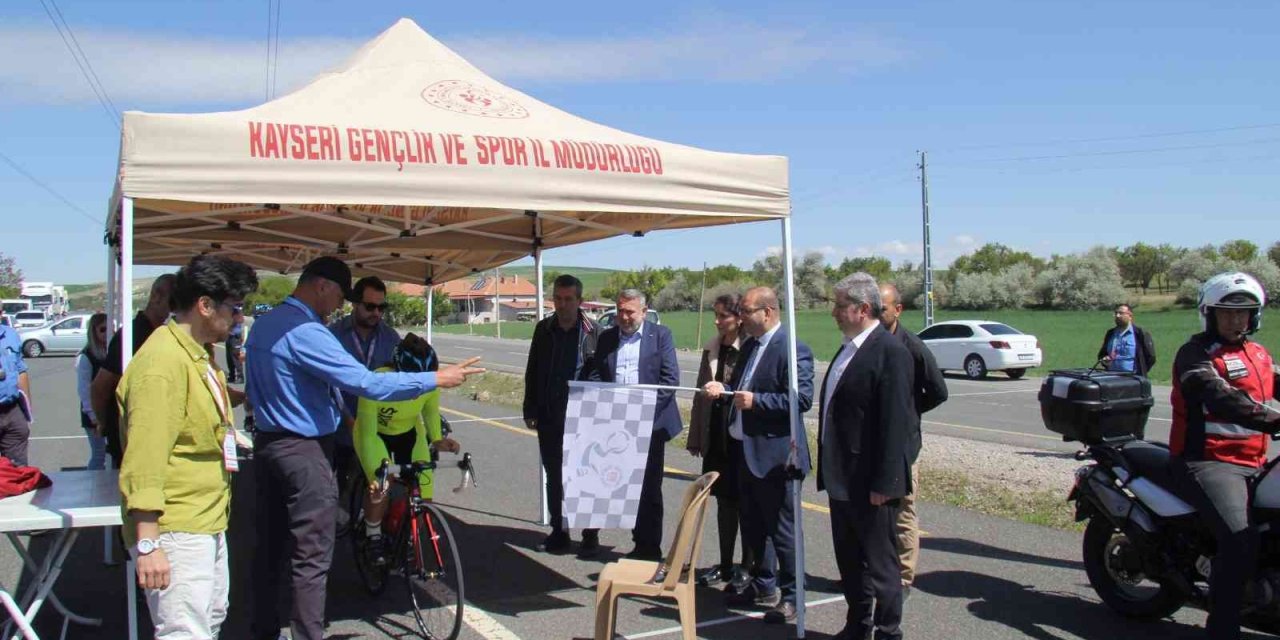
[203,365,232,426]
[350,331,378,369]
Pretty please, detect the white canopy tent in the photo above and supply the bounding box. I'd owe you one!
[105,18,812,636]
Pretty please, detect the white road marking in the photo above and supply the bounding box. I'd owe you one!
[420,575,524,639]
[948,388,1039,397]
[623,595,845,639]
[447,416,523,424]
[449,346,484,352]
[29,435,88,441]
[507,351,528,356]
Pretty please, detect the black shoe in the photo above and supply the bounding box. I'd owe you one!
[724,586,780,608]
[538,531,571,553]
[625,544,663,561]
[361,533,389,567]
[763,600,797,624]
[696,565,732,587]
[578,532,600,558]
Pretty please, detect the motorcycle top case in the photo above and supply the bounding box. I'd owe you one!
[1039,368,1154,443]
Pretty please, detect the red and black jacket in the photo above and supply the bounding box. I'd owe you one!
[1170,331,1280,467]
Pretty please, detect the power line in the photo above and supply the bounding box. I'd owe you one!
[930,137,1280,166]
[38,0,120,127]
[933,122,1280,154]
[271,0,283,99]
[264,0,273,101]
[0,149,103,225]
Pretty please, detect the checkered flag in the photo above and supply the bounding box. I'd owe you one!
[562,381,657,530]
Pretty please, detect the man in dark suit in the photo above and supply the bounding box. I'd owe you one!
[586,289,682,560]
[818,273,916,640]
[702,286,814,625]
[524,274,601,556]
[879,283,948,597]
[1097,303,1157,376]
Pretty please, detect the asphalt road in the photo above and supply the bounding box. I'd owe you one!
[430,332,1177,454]
[0,352,1242,639]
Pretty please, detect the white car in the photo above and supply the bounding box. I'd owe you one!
[18,313,92,357]
[11,311,49,329]
[916,320,1042,380]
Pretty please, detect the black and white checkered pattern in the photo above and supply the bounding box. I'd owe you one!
[562,382,657,530]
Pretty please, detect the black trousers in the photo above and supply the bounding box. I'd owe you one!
[633,432,667,549]
[0,402,29,467]
[537,423,569,532]
[1172,458,1259,640]
[252,432,336,640]
[225,341,242,382]
[738,444,798,601]
[830,497,904,640]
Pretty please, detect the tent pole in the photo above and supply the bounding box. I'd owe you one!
[533,214,550,526]
[425,280,434,344]
[780,216,806,638]
[121,197,135,372]
[106,238,117,330]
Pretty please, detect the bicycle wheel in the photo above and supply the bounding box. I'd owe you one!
[337,467,363,539]
[404,502,464,640]
[350,494,392,595]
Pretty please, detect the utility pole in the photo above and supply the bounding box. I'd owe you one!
[695,262,708,348]
[919,150,935,328]
[493,267,501,339]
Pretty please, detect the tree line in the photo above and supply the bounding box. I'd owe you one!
[566,240,1280,313]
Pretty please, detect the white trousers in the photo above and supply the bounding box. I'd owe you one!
[131,531,230,640]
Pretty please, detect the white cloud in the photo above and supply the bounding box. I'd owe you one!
[0,19,908,107]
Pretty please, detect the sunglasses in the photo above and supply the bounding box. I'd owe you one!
[360,302,389,313]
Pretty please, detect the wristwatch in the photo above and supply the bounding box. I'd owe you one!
[135,538,161,556]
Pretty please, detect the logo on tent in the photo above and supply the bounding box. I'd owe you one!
[422,80,529,119]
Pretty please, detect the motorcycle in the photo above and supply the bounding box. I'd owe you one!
[1041,365,1280,631]
[1068,435,1280,630]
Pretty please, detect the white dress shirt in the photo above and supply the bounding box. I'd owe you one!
[729,322,782,441]
[614,322,644,385]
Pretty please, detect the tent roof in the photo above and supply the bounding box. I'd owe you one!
[109,18,788,284]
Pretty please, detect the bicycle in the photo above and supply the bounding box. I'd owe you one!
[349,452,478,640]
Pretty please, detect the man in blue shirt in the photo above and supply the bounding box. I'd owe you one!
[1097,304,1156,376]
[246,257,482,640]
[328,275,402,531]
[0,321,32,466]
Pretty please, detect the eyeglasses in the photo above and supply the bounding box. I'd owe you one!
[361,302,389,313]
[216,300,244,315]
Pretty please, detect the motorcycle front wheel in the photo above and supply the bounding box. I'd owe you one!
[1082,516,1186,620]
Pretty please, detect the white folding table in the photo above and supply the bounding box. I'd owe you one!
[0,470,137,640]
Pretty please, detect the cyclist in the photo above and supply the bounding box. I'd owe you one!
[1170,272,1279,639]
[355,332,460,564]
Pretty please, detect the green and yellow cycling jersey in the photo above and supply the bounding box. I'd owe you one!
[354,366,441,499]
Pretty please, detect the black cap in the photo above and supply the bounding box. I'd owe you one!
[301,256,353,300]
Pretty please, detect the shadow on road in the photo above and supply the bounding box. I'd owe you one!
[915,569,1270,640]
[924,537,1083,571]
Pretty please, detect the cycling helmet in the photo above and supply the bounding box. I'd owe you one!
[391,332,438,373]
[1198,271,1266,335]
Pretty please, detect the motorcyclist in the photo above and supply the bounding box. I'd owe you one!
[1170,272,1280,639]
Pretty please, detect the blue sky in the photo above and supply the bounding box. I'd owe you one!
[1,0,1277,284]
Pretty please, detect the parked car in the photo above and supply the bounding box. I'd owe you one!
[916,320,1042,380]
[18,313,92,357]
[11,311,49,329]
[596,309,661,330]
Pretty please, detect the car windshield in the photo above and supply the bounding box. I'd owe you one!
[16,312,43,320]
[980,323,1022,336]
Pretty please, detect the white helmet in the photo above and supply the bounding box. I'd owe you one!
[1198,271,1266,334]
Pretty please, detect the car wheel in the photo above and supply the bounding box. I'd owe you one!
[22,340,43,358]
[1007,368,1027,380]
[963,354,987,380]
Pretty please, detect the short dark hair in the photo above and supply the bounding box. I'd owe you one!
[352,276,387,302]
[553,274,583,299]
[171,255,259,312]
[1116,303,1133,314]
[713,292,741,314]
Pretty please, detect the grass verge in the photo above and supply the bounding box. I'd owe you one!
[444,370,1082,531]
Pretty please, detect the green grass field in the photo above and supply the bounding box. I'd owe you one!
[485,265,619,299]
[435,307,1280,384]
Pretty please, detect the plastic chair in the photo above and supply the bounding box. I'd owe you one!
[593,471,719,640]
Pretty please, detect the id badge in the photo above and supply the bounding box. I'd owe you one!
[223,426,240,473]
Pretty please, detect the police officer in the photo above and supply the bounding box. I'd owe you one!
[1170,272,1280,639]
[0,317,32,465]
